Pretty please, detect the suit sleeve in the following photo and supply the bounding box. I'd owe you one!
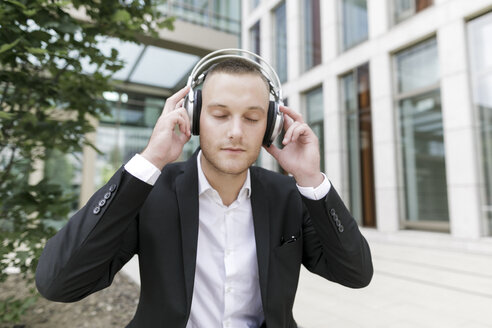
[35,167,153,302]
[300,185,373,288]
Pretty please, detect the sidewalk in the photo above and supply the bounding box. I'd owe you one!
[122,229,492,327]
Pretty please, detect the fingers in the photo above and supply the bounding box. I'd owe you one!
[280,105,304,123]
[159,107,190,137]
[175,98,185,109]
[283,122,310,145]
[174,107,191,137]
[163,85,190,114]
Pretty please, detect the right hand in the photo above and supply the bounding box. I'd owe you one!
[141,86,191,170]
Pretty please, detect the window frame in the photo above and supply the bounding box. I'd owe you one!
[390,0,434,26]
[303,85,325,172]
[339,0,369,52]
[301,0,322,72]
[391,36,450,232]
[271,1,288,82]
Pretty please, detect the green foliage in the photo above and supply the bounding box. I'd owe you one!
[0,293,38,323]
[0,0,174,323]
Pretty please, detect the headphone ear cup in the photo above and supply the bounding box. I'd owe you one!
[263,101,278,146]
[192,89,202,135]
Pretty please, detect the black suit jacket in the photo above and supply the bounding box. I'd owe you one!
[36,151,373,328]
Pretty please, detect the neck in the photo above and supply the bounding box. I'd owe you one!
[200,155,247,206]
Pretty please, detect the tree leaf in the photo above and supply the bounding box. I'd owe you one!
[5,0,26,10]
[0,112,14,119]
[112,9,131,23]
[157,17,175,31]
[0,39,21,54]
[27,47,47,55]
[23,9,37,16]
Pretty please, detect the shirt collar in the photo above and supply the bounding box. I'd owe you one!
[197,150,251,201]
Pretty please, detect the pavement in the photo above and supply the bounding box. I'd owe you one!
[122,228,492,328]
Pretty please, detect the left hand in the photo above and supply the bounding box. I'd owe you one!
[264,105,324,187]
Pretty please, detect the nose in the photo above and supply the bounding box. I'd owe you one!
[227,116,243,140]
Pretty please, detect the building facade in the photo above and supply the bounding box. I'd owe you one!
[242,0,492,239]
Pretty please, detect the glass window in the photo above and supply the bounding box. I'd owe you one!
[213,0,241,33]
[306,87,325,171]
[130,46,200,89]
[303,0,322,70]
[94,38,200,90]
[394,0,433,24]
[394,38,450,228]
[341,63,376,227]
[250,21,261,56]
[44,149,82,215]
[468,11,492,235]
[396,38,439,93]
[342,0,368,50]
[161,0,241,34]
[274,2,288,82]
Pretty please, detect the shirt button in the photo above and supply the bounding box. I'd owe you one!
[226,287,233,293]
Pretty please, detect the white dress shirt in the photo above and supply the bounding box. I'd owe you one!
[124,152,331,327]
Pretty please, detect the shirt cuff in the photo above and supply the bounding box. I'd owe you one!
[296,173,331,200]
[124,154,162,186]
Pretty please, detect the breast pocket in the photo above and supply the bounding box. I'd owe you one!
[273,235,303,305]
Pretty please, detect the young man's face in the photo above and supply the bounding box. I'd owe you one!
[199,72,269,177]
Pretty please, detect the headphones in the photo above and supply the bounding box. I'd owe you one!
[183,48,284,147]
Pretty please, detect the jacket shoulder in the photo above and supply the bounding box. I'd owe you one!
[161,160,187,175]
[251,166,297,193]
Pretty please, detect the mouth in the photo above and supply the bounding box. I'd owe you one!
[221,147,245,153]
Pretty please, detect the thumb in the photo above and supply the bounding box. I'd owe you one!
[264,144,281,160]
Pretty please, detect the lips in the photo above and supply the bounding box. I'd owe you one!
[221,147,245,152]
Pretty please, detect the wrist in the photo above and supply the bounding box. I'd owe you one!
[294,172,324,188]
[140,149,169,171]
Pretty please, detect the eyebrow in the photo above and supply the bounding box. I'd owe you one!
[207,102,266,112]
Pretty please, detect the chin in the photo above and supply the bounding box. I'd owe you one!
[216,159,251,175]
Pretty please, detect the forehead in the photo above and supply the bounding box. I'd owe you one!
[202,72,270,98]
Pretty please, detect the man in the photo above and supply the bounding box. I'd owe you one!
[36,56,373,328]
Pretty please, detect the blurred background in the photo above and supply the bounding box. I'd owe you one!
[1,0,492,326]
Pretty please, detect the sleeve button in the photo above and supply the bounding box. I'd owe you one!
[93,206,101,214]
[109,184,117,192]
[104,192,111,200]
[330,208,336,216]
[338,225,344,232]
[98,199,106,207]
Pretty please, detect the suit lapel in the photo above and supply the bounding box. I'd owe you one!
[250,167,270,310]
[175,151,200,314]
